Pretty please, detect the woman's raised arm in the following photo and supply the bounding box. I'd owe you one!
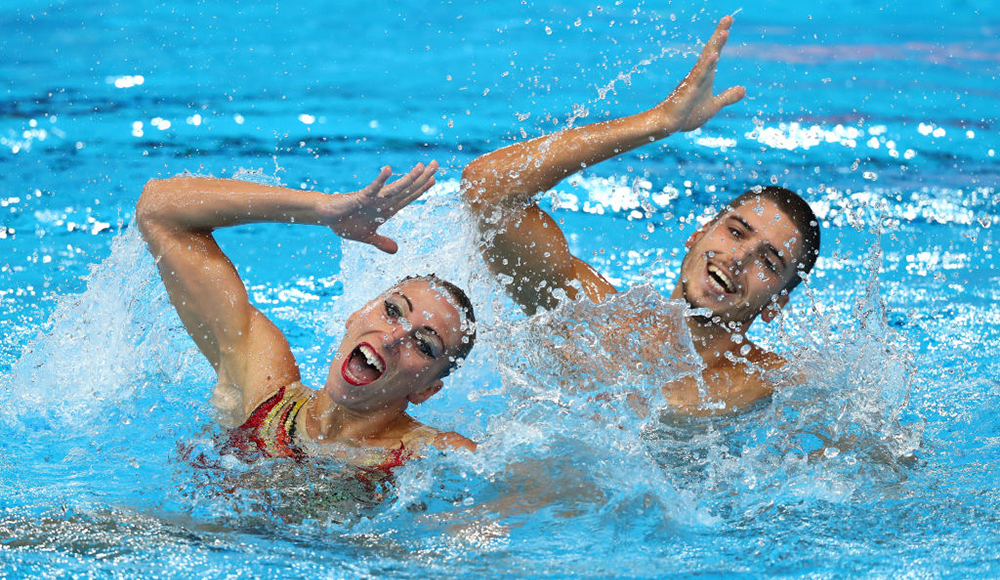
[135,162,437,416]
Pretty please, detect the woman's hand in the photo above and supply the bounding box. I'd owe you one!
[322,161,438,253]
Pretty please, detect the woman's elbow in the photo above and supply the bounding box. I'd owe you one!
[136,178,175,238]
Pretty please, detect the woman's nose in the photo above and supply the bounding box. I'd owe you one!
[384,321,410,347]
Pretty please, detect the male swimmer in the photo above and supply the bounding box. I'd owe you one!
[462,16,819,414]
[136,161,478,470]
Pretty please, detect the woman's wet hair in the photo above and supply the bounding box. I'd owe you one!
[399,274,477,377]
[725,186,821,291]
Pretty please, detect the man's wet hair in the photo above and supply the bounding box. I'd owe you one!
[399,274,477,377]
[722,186,821,291]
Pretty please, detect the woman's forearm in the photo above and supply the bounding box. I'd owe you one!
[137,176,329,232]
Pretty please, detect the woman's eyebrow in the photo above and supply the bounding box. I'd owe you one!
[393,292,413,312]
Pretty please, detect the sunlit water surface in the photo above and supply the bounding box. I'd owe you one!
[2,1,999,578]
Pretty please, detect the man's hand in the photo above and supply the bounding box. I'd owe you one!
[322,161,438,254]
[651,15,746,135]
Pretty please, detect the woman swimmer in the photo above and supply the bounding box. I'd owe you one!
[136,161,478,470]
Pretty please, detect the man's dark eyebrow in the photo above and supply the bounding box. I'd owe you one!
[728,216,787,270]
[729,215,754,232]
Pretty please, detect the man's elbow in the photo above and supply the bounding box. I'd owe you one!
[460,159,495,211]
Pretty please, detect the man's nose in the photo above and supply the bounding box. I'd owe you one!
[731,242,753,266]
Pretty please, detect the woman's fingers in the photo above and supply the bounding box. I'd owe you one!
[690,17,732,84]
[380,162,424,197]
[388,160,438,207]
[367,233,399,254]
[399,176,435,208]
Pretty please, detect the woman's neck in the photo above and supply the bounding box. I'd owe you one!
[302,389,410,446]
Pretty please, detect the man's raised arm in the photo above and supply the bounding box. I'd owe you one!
[461,16,744,314]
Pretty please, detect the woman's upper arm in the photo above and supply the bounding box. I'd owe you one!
[137,181,298,400]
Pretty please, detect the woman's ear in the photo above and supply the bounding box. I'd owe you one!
[407,380,444,405]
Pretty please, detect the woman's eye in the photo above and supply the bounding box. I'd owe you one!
[384,300,402,318]
[416,336,436,358]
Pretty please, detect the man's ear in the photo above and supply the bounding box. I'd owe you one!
[685,224,709,249]
[761,293,790,324]
[407,380,444,405]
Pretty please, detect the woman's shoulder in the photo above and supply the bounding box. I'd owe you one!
[401,422,477,452]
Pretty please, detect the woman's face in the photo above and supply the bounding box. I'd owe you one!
[326,279,467,413]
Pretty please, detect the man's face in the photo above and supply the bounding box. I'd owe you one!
[326,279,466,413]
[675,198,804,326]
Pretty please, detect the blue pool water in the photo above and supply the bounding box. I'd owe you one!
[2,1,999,578]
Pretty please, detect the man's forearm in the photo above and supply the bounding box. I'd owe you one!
[462,108,672,209]
[137,177,328,233]
[463,16,744,212]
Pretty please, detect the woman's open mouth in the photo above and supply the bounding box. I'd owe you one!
[341,343,385,386]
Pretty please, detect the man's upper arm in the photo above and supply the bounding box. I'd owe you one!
[465,197,616,313]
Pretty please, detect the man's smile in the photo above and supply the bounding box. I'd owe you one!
[706,262,737,295]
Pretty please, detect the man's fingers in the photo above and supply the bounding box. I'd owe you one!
[363,166,393,196]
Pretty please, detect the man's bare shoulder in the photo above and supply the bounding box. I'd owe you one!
[743,342,787,370]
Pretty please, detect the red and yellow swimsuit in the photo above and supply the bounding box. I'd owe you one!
[226,383,312,461]
[225,382,433,479]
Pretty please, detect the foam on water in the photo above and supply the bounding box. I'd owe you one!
[3,128,998,578]
[1,174,930,539]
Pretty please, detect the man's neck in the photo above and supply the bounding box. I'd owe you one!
[684,314,752,367]
[669,284,753,368]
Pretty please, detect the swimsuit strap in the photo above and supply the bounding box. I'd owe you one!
[400,424,440,449]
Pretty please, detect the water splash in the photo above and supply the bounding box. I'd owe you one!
[2,227,194,431]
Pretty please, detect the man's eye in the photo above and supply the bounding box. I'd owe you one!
[729,227,742,238]
[384,300,402,318]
